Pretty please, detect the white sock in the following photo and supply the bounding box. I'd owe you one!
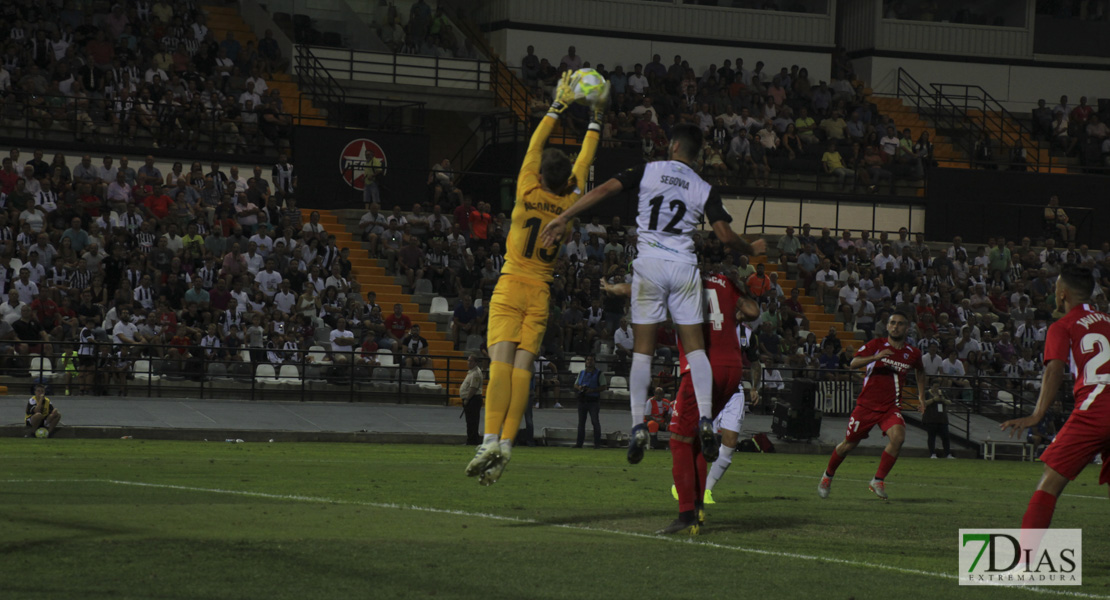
[706,444,735,492]
[686,349,713,420]
[483,433,498,445]
[629,352,652,428]
[499,438,512,453]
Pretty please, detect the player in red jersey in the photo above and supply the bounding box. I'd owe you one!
[607,268,759,534]
[817,311,927,500]
[1002,264,1110,529]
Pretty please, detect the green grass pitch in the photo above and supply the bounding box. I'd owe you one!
[1,440,1107,599]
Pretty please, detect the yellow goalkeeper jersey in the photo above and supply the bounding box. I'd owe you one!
[501,116,599,283]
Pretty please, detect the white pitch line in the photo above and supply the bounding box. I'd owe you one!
[3,478,1104,599]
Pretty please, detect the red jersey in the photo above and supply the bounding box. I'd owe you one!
[385,313,411,338]
[1044,304,1110,409]
[678,273,745,372]
[855,337,923,411]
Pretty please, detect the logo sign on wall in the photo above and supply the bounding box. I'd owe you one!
[339,138,387,191]
[292,126,428,209]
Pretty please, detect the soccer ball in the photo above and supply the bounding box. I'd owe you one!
[572,68,606,105]
[34,427,49,439]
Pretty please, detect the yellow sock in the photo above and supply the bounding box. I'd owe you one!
[500,367,534,443]
[484,361,513,438]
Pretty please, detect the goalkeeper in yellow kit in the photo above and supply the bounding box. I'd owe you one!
[465,71,608,485]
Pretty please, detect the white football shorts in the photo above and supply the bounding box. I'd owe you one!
[713,388,746,434]
[630,257,704,326]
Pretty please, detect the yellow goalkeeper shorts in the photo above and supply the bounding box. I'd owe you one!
[487,274,551,356]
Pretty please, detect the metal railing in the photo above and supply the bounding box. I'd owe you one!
[22,342,472,405]
[894,67,1090,175]
[294,45,427,132]
[931,81,1050,172]
[294,44,347,124]
[298,45,491,91]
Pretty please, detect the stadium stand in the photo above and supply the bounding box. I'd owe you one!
[0,0,1100,454]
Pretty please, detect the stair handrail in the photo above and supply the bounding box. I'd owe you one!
[294,44,348,126]
[896,68,977,160]
[930,82,1046,173]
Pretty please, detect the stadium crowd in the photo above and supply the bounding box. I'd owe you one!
[1,1,1102,421]
[0,0,290,152]
[520,44,929,192]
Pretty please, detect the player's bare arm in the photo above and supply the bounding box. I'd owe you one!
[737,296,760,322]
[599,280,631,296]
[709,219,766,256]
[850,348,892,369]
[1001,358,1066,436]
[539,178,624,247]
[915,369,928,414]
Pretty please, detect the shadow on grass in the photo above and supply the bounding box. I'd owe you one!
[512,509,675,527]
[0,512,138,556]
[699,515,816,535]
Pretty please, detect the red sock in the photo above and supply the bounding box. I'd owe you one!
[670,438,697,513]
[825,448,846,477]
[875,451,897,480]
[1022,490,1058,529]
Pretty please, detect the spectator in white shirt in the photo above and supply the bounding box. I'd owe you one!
[13,269,38,305]
[921,344,944,376]
[254,259,282,297]
[329,317,356,363]
[0,289,25,324]
[627,64,648,95]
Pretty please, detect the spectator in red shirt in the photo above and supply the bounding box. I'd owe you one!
[143,186,173,219]
[452,195,475,240]
[384,302,412,349]
[30,290,61,338]
[914,296,936,331]
[655,320,678,362]
[0,158,20,195]
[1070,96,1093,125]
[746,263,772,298]
[781,286,810,332]
[989,285,1010,315]
[78,182,103,217]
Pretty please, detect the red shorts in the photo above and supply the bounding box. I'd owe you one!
[669,365,744,439]
[1040,410,1110,485]
[844,404,905,444]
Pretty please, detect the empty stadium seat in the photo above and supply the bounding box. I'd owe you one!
[415,369,440,389]
[254,364,277,380]
[608,376,630,399]
[568,356,586,375]
[133,360,159,382]
[430,297,451,314]
[375,349,396,367]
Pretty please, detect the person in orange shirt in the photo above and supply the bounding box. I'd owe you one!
[746,262,772,298]
[468,201,492,248]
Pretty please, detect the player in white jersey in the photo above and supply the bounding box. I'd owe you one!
[541,124,766,463]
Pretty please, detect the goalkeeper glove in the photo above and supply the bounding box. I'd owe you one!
[547,71,582,117]
[587,81,611,133]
